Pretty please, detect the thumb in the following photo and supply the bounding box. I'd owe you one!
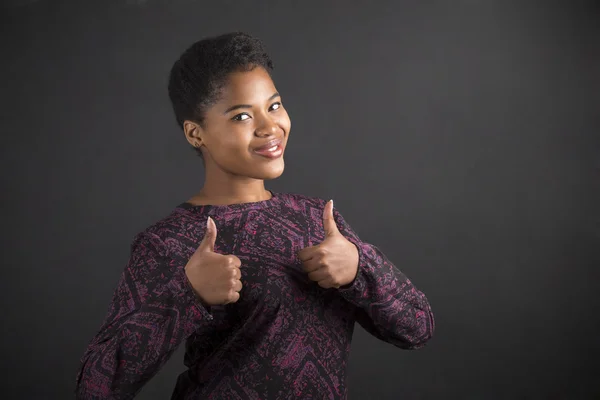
[198,216,217,252]
[323,199,340,237]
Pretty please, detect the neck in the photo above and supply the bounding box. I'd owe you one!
[190,174,271,206]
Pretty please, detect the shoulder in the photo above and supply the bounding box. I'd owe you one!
[130,206,201,251]
[278,192,328,211]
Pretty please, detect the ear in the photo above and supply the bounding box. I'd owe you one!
[183,120,205,148]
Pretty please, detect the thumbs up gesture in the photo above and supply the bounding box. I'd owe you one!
[184,217,243,306]
[297,200,359,289]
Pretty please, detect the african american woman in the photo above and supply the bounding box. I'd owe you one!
[75,32,435,400]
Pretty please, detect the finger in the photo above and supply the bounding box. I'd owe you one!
[317,277,338,289]
[232,279,243,293]
[226,255,242,268]
[307,267,329,282]
[226,291,241,304]
[301,258,323,273]
[198,216,217,253]
[323,200,340,238]
[297,245,317,262]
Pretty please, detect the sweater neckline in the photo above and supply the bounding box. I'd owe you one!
[177,190,282,217]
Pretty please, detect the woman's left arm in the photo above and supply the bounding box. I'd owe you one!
[332,206,435,350]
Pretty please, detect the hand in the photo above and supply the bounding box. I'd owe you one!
[184,217,243,306]
[297,200,359,289]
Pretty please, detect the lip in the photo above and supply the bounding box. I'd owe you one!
[253,138,282,152]
[252,138,284,159]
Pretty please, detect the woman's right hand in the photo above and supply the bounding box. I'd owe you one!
[184,217,243,306]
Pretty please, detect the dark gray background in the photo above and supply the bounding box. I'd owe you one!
[1,1,599,399]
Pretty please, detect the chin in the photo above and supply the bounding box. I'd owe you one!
[250,160,285,180]
[262,164,285,180]
[262,170,284,180]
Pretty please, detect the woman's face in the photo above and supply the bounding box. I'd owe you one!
[187,66,291,181]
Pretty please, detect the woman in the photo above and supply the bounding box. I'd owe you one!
[75,32,435,400]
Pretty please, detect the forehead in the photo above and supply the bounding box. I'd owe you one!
[217,67,277,103]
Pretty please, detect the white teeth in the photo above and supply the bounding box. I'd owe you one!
[267,145,278,151]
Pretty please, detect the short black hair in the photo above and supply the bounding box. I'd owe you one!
[168,32,274,159]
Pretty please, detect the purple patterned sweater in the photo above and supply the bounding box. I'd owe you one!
[75,192,434,399]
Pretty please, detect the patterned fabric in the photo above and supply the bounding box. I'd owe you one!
[75,192,434,399]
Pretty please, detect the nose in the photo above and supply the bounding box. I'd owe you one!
[255,115,279,137]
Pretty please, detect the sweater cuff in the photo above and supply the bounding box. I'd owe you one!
[168,266,214,322]
[337,242,367,298]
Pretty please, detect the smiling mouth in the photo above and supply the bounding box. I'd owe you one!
[253,143,283,159]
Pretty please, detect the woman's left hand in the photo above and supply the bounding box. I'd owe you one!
[297,200,359,289]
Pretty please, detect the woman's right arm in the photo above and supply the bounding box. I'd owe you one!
[75,232,213,400]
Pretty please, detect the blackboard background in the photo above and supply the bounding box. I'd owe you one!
[1,1,599,398]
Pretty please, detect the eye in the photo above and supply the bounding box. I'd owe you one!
[232,113,250,122]
[269,102,282,111]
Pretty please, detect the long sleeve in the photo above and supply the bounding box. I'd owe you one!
[75,232,214,399]
[332,207,435,350]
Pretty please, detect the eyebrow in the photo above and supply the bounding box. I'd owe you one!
[223,92,280,114]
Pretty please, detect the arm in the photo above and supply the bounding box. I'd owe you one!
[332,207,435,350]
[75,232,213,399]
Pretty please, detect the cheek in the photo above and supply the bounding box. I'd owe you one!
[224,128,255,155]
[206,130,250,161]
[279,111,292,133]
[219,138,250,160]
